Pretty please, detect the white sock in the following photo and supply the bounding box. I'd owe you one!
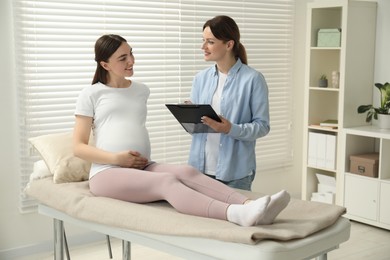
[256,190,290,225]
[227,195,270,227]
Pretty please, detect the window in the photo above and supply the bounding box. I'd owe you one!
[13,0,294,212]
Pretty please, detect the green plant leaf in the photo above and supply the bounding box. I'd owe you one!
[375,82,390,109]
[357,104,373,113]
[357,82,390,121]
[366,111,373,122]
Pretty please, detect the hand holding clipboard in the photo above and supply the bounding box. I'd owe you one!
[166,104,224,133]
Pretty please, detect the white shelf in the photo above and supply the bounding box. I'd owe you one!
[309,87,339,92]
[308,125,338,133]
[301,0,377,211]
[341,125,390,229]
[344,126,390,139]
[310,47,341,50]
[307,165,336,173]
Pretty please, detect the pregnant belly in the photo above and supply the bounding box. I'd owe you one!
[96,127,151,159]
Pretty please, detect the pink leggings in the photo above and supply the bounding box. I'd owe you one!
[89,163,248,221]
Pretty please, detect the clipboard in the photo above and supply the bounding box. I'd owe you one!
[165,104,221,133]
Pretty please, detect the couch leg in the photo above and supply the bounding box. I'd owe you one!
[106,235,113,258]
[63,229,71,260]
[53,218,64,260]
[122,240,131,260]
[315,253,327,260]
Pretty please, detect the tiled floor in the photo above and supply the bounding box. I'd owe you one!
[327,221,390,260]
[14,221,390,260]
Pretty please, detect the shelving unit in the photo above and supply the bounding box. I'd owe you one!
[301,0,377,205]
[341,126,390,230]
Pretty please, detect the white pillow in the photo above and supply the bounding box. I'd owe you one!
[29,132,91,183]
[30,160,52,181]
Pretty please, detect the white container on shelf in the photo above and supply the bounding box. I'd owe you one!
[317,28,341,47]
[377,114,390,129]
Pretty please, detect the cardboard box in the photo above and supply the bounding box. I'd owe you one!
[350,153,379,178]
[317,28,341,47]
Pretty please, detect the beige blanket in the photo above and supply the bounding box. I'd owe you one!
[25,177,346,245]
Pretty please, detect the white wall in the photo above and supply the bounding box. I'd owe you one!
[0,0,112,257]
[373,0,390,82]
[1,0,389,257]
[0,0,49,255]
[254,0,390,198]
[251,0,308,198]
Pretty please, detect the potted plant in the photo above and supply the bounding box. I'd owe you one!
[357,82,390,128]
[319,74,328,88]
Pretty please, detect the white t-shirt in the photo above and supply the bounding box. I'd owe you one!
[75,81,151,178]
[204,71,227,175]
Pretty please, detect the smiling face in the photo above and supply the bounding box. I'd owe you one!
[202,26,233,63]
[101,42,135,80]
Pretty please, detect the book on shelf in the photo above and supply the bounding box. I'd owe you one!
[319,119,338,127]
[309,124,338,130]
[310,119,338,129]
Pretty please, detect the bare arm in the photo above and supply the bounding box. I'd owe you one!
[73,115,148,169]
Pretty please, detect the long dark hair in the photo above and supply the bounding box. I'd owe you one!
[203,15,247,65]
[92,34,127,84]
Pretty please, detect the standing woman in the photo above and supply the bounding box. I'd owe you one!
[188,15,270,191]
[73,34,289,227]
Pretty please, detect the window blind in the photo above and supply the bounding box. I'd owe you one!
[13,0,294,213]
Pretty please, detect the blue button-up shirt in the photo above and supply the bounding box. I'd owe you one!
[188,59,270,182]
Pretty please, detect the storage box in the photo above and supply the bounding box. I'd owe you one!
[311,192,335,204]
[349,153,379,178]
[316,173,336,193]
[311,173,336,204]
[317,28,341,47]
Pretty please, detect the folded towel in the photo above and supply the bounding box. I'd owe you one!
[25,177,346,245]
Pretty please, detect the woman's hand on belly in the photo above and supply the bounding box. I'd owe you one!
[114,150,149,169]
